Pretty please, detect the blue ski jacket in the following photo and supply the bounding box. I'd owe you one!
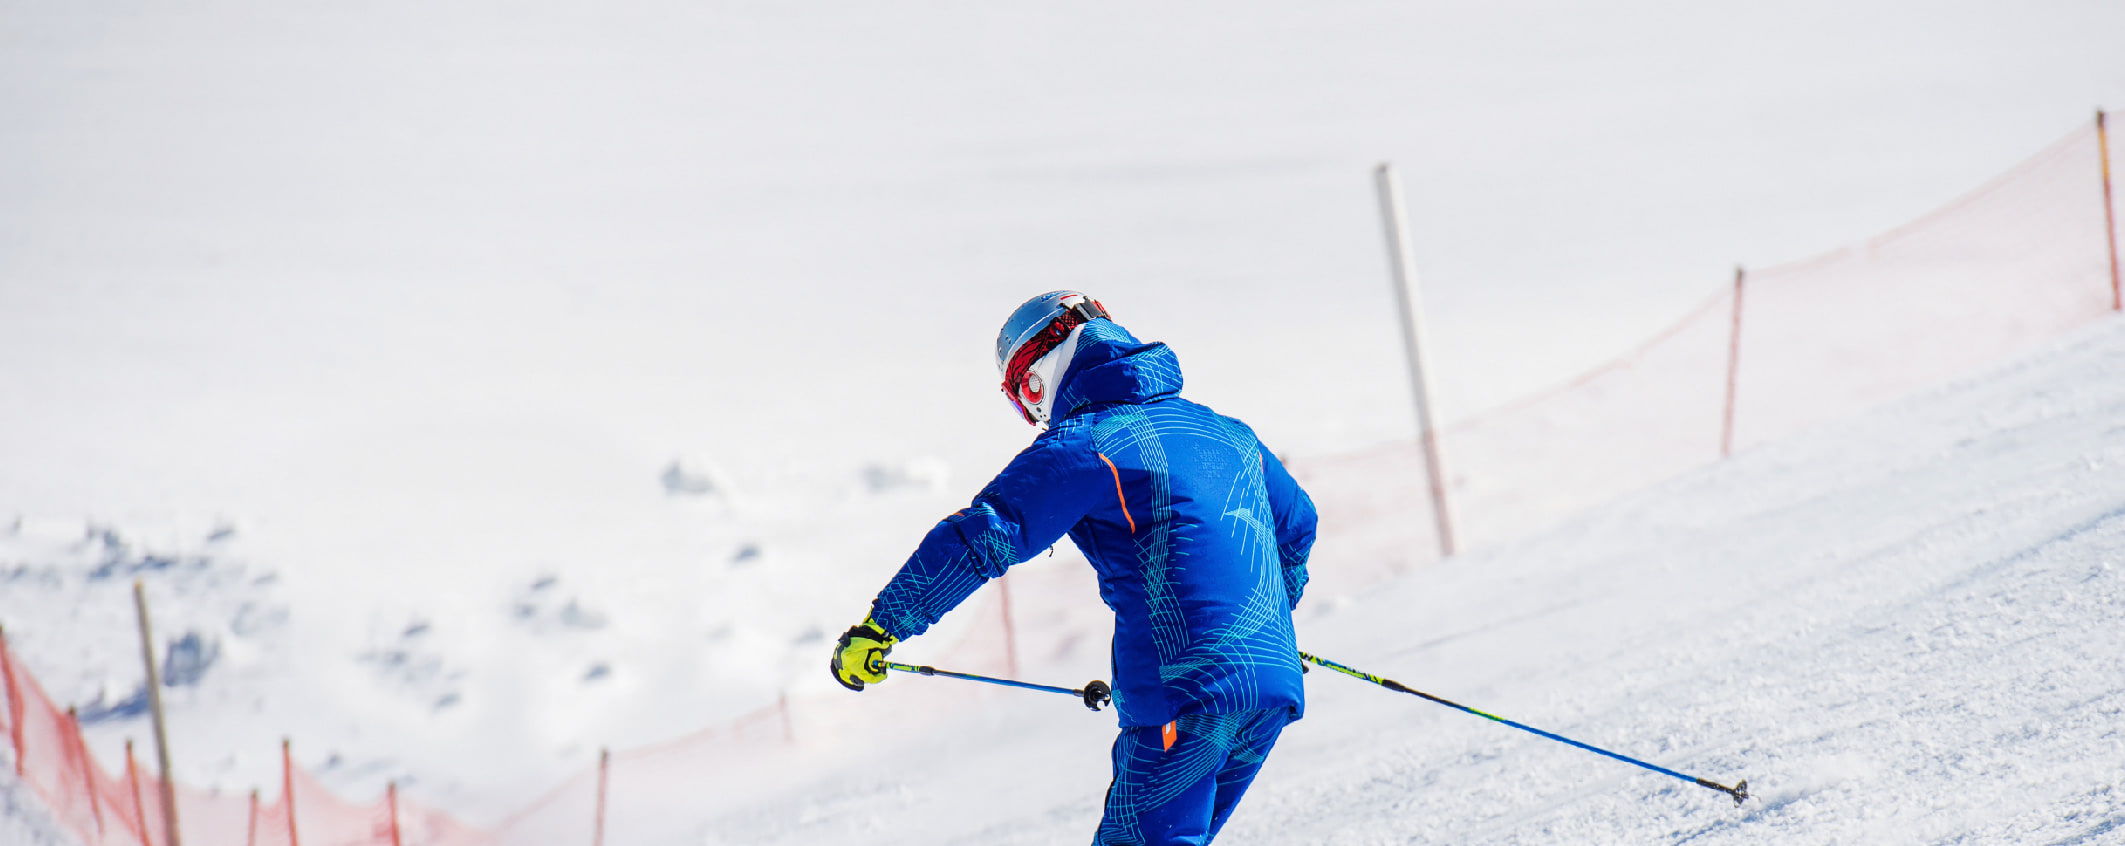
[870,320,1318,728]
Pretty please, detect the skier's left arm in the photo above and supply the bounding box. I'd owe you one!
[866,431,1105,642]
[1260,444,1318,609]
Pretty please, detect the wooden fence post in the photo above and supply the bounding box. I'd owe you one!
[1722,267,1748,457]
[2097,110,2120,311]
[1374,163,1459,558]
[132,581,182,846]
[283,739,299,846]
[387,781,402,846]
[67,707,105,838]
[593,748,610,846]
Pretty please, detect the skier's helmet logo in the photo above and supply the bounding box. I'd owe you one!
[997,291,1109,427]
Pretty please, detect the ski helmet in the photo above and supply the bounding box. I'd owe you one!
[996,291,1110,427]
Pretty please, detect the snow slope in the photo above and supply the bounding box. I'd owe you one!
[652,317,2125,844]
[0,770,73,846]
[4,1,2125,841]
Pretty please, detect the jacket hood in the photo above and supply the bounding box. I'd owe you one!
[1051,320,1184,421]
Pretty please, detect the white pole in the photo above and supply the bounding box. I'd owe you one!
[594,748,610,846]
[1374,163,1459,558]
[133,580,183,846]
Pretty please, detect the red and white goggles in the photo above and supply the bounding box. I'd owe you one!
[1001,298,1108,426]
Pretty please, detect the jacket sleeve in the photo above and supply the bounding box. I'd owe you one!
[869,430,1104,641]
[1260,444,1317,610]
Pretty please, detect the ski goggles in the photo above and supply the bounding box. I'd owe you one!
[1000,297,1109,425]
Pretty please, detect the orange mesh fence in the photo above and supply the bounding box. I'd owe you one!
[0,628,192,846]
[1286,290,1737,568]
[1439,289,1737,547]
[4,630,103,840]
[1295,116,2119,556]
[87,743,143,846]
[284,759,395,846]
[1286,439,1440,592]
[391,792,491,846]
[109,746,162,846]
[1,540,1023,846]
[0,630,490,846]
[170,783,253,846]
[127,765,169,846]
[252,790,294,846]
[1729,123,2118,449]
[484,762,595,846]
[486,587,1021,845]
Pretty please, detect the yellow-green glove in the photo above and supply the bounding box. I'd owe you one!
[830,617,897,691]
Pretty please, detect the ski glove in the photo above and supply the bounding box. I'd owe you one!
[830,617,897,691]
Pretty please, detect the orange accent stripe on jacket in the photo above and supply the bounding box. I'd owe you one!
[1096,452,1137,534]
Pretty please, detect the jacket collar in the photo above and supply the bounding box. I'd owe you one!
[1052,320,1184,421]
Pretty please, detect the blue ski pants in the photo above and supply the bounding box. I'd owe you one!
[1092,708,1293,845]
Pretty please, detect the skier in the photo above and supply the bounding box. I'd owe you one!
[831,291,1318,844]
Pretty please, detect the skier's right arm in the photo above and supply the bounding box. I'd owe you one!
[1260,444,1318,610]
[866,430,1104,642]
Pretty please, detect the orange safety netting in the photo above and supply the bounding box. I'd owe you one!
[1728,124,2118,449]
[1,631,492,846]
[171,783,252,846]
[1298,117,2119,556]
[3,591,1024,846]
[2,628,127,845]
[487,586,1020,845]
[1440,288,1737,547]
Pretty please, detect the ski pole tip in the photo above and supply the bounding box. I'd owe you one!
[1697,776,1749,806]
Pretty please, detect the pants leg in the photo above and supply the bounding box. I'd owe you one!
[1203,710,1287,840]
[1093,709,1292,845]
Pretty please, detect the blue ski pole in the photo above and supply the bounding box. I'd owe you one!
[880,660,1112,712]
[1301,651,1749,805]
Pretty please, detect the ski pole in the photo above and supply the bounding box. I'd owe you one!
[1299,651,1749,806]
[880,660,1113,712]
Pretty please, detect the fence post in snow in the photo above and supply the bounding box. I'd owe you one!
[132,580,183,846]
[247,789,259,846]
[67,707,105,838]
[283,738,298,846]
[594,748,610,846]
[387,781,403,846]
[2098,109,2120,311]
[1722,267,1748,458]
[1374,163,1459,558]
[1,625,23,776]
[128,741,150,846]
